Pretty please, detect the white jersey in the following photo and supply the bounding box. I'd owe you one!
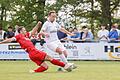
[97,29,109,41]
[41,20,61,43]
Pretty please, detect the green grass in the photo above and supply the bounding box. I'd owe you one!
[0,61,120,80]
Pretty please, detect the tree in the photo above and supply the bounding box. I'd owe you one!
[60,0,120,32]
[1,0,120,32]
[98,0,120,30]
[11,0,45,30]
[0,0,15,28]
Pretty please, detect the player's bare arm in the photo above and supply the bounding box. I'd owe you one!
[0,37,15,44]
[39,30,49,37]
[30,21,42,36]
[59,27,75,36]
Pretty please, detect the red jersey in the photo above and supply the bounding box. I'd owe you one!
[15,32,47,66]
[25,32,31,38]
[15,33,35,52]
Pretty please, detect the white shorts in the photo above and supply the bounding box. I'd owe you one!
[46,40,66,52]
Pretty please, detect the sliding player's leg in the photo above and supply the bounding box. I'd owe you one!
[35,62,48,72]
[29,50,48,73]
[45,54,73,72]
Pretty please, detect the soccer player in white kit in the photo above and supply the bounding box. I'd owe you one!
[40,11,76,71]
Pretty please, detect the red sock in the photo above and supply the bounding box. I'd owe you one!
[50,59,65,67]
[34,66,48,72]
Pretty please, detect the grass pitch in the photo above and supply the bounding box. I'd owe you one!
[0,61,120,80]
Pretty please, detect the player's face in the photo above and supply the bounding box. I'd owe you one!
[74,29,78,32]
[69,28,73,32]
[83,28,88,33]
[114,23,118,28]
[49,13,57,22]
[8,28,13,32]
[101,26,105,29]
[21,28,27,34]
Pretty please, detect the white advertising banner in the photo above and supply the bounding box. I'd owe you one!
[0,43,29,59]
[0,42,120,60]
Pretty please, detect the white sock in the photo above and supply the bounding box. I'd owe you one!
[59,53,68,64]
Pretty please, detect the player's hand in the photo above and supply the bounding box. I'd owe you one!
[38,21,42,25]
[44,33,50,37]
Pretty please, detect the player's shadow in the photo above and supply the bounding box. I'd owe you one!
[44,71,68,74]
[0,71,73,75]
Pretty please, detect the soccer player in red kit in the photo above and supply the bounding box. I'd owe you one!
[0,22,73,73]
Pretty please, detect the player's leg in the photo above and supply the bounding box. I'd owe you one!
[57,49,68,71]
[45,54,73,72]
[47,42,68,64]
[63,50,68,57]
[56,43,75,70]
[34,62,48,72]
[56,47,68,64]
[29,52,49,73]
[57,43,77,69]
[47,41,74,71]
[55,47,68,71]
[29,49,73,72]
[29,62,48,73]
[61,49,77,69]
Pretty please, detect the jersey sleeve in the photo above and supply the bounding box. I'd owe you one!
[15,35,20,41]
[27,32,31,38]
[41,22,48,32]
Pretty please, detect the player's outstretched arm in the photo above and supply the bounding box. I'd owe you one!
[31,21,42,36]
[60,28,75,36]
[0,37,15,44]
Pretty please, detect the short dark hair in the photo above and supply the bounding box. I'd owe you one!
[68,27,73,30]
[100,24,106,27]
[48,10,56,16]
[8,26,13,29]
[18,26,24,33]
[82,26,87,29]
[73,27,78,30]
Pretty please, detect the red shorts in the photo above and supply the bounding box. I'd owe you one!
[28,49,47,66]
